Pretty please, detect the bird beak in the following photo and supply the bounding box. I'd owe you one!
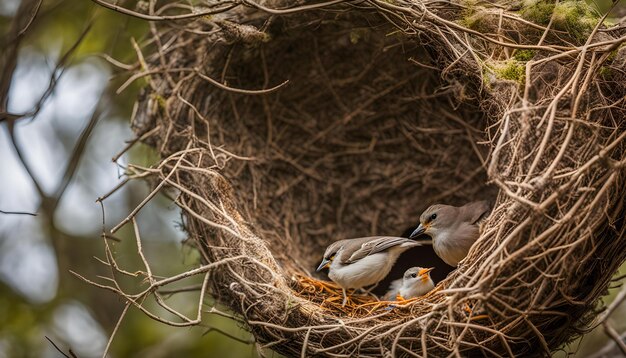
[419,267,434,276]
[316,258,331,272]
[409,223,427,239]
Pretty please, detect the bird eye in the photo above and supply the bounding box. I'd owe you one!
[411,274,417,278]
[430,213,437,221]
[329,254,335,260]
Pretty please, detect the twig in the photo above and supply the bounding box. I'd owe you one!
[45,336,78,358]
[0,209,37,216]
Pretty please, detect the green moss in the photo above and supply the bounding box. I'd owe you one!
[513,49,535,61]
[520,0,555,25]
[458,1,491,32]
[460,11,490,32]
[482,70,493,88]
[490,59,526,83]
[519,0,599,41]
[152,93,167,110]
[598,66,611,78]
[552,1,598,40]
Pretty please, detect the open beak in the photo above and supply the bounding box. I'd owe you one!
[316,258,331,272]
[419,267,435,276]
[409,223,427,239]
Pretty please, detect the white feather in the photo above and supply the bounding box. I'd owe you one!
[384,269,435,300]
[383,278,404,300]
[399,277,434,298]
[328,245,408,290]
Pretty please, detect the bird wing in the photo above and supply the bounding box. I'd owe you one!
[343,236,421,264]
[460,200,490,225]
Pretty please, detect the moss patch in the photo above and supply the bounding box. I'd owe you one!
[519,0,599,41]
[459,10,490,32]
[488,59,526,84]
[552,1,598,39]
[513,49,535,61]
[152,93,167,110]
[598,66,611,79]
[520,0,555,25]
[458,1,492,32]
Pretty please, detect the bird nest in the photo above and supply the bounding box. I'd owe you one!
[96,0,626,356]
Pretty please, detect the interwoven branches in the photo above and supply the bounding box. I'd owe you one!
[86,0,626,356]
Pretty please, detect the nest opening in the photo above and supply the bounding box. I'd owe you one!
[183,12,498,281]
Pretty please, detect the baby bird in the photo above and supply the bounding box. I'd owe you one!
[316,236,427,306]
[410,201,490,267]
[384,267,435,300]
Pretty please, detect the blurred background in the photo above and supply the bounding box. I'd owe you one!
[0,0,624,357]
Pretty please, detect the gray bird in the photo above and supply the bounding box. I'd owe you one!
[409,201,490,267]
[384,266,435,301]
[316,236,427,306]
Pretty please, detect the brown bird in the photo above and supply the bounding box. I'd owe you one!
[409,201,490,267]
[316,236,429,306]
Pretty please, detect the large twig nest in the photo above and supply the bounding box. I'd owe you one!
[128,0,626,356]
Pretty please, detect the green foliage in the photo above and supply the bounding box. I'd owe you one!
[25,2,147,60]
[0,285,52,357]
